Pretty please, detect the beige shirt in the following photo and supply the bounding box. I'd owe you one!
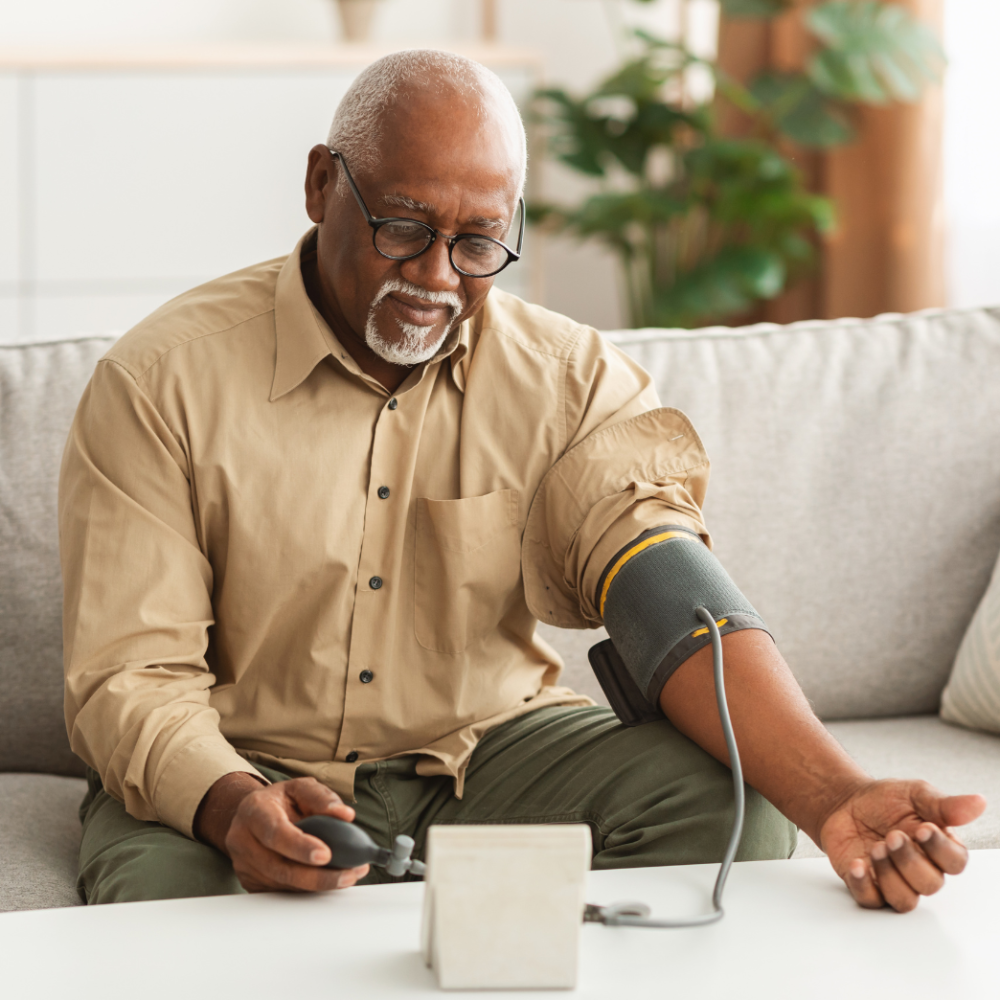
[59,231,710,838]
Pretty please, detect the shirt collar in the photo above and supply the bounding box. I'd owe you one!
[271,228,473,401]
[270,230,337,401]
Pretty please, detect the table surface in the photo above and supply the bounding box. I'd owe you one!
[4,853,999,999]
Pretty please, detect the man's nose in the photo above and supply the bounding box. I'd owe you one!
[399,236,462,294]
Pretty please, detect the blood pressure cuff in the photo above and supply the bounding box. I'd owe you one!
[588,525,770,727]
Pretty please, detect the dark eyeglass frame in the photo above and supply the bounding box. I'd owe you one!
[329,149,524,278]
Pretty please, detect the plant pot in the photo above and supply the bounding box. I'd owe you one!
[336,0,380,43]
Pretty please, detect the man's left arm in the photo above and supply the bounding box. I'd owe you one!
[522,332,984,911]
[659,626,985,911]
[582,508,986,912]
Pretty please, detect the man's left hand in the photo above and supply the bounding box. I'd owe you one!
[819,780,986,912]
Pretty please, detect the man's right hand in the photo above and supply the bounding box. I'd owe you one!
[194,772,370,893]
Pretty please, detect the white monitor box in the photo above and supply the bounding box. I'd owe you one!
[421,823,592,991]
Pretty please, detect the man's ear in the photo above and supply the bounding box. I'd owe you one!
[304,145,334,224]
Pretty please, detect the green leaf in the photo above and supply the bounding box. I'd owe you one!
[531,89,613,177]
[652,247,787,327]
[532,52,707,181]
[750,72,855,147]
[719,0,791,18]
[529,30,838,329]
[528,190,690,246]
[597,57,673,103]
[801,194,837,234]
[736,246,786,297]
[806,1,944,105]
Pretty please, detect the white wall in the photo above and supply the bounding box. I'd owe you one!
[0,0,455,47]
[943,0,1000,309]
[0,0,700,333]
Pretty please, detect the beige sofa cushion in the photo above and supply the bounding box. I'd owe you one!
[0,774,86,911]
[941,547,1000,733]
[0,337,115,775]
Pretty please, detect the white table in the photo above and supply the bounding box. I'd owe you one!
[4,853,999,999]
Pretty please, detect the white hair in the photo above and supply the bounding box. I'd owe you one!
[326,49,527,197]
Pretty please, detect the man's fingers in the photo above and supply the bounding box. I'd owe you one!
[845,857,884,909]
[247,855,369,892]
[237,779,358,867]
[336,864,370,888]
[242,855,369,893]
[870,841,919,912]
[242,796,332,866]
[224,778,375,893]
[236,836,370,892]
[913,822,969,876]
[885,830,945,896]
[942,793,986,827]
[911,785,986,830]
[285,778,356,823]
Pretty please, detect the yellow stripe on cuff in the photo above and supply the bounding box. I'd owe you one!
[598,531,700,618]
[691,617,728,638]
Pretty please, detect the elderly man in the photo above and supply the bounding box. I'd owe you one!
[61,50,982,912]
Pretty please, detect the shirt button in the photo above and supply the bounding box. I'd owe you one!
[387,398,398,410]
[360,669,374,684]
[345,751,359,763]
[377,486,390,499]
[369,576,383,590]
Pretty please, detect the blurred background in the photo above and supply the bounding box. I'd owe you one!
[0,0,996,342]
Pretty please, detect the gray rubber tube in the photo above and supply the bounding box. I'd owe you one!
[586,608,745,928]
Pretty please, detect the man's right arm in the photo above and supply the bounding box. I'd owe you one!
[61,359,262,835]
[61,359,366,889]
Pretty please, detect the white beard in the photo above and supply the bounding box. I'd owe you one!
[364,278,463,366]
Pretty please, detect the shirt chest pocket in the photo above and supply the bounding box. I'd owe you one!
[414,490,522,654]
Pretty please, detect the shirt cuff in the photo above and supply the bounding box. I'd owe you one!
[152,738,266,839]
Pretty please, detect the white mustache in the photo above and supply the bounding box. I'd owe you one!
[370,278,463,327]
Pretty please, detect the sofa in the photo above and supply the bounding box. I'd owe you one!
[3,306,1000,912]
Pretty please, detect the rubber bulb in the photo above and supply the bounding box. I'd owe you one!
[296,816,383,870]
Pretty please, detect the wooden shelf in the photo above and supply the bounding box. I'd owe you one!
[0,43,541,73]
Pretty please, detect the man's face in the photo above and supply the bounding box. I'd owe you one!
[305,90,522,368]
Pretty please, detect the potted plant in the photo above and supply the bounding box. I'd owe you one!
[530,0,943,328]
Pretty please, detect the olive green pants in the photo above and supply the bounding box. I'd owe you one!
[77,706,796,904]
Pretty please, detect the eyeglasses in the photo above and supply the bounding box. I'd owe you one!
[329,149,524,278]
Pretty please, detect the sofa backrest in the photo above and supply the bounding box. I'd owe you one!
[606,307,1000,719]
[2,309,999,776]
[0,337,115,775]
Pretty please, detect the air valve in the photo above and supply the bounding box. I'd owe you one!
[296,815,426,877]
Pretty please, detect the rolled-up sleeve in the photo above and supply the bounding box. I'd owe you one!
[522,332,711,629]
[59,359,260,837]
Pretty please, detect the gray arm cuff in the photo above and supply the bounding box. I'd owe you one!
[593,526,769,715]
